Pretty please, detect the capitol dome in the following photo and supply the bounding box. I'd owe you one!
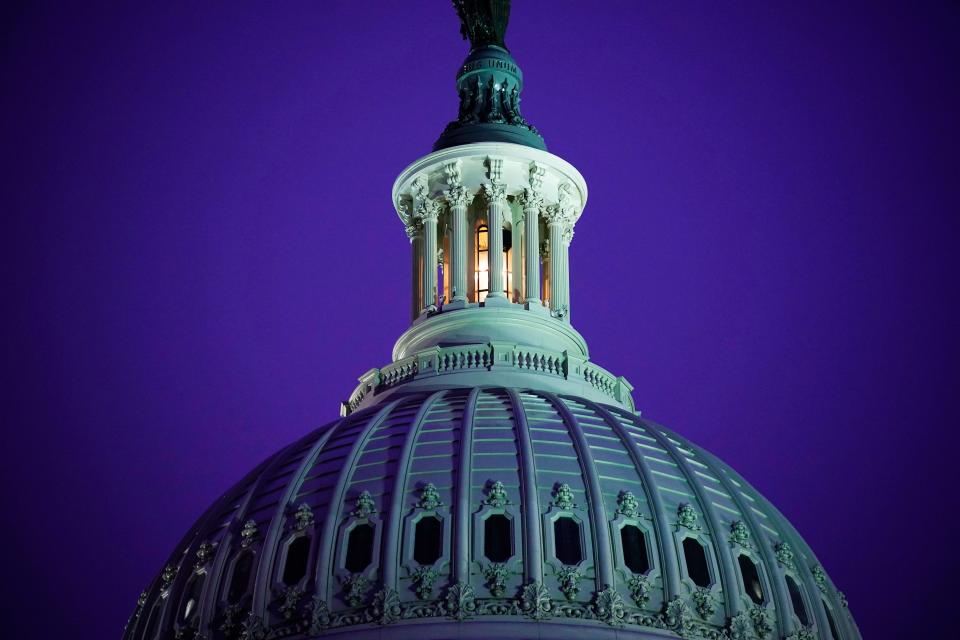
[125,4,859,640]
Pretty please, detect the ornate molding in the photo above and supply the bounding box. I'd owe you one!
[551,482,577,510]
[444,581,477,620]
[616,490,641,517]
[729,520,750,547]
[293,503,314,531]
[556,565,582,600]
[518,580,553,620]
[483,480,511,507]
[773,541,794,569]
[416,483,443,510]
[483,562,510,597]
[677,502,700,530]
[351,491,377,519]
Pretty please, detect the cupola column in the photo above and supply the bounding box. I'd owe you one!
[399,199,423,321]
[482,156,508,303]
[443,161,470,304]
[413,175,441,313]
[520,162,546,305]
[544,183,577,319]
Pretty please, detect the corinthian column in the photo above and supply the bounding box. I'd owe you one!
[482,156,507,304]
[398,197,422,320]
[413,175,441,313]
[519,162,546,305]
[443,161,470,304]
[544,182,577,319]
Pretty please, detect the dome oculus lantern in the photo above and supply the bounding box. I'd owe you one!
[125,4,860,640]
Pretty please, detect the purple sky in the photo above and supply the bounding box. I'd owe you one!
[3,2,958,637]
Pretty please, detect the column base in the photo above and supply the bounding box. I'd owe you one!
[444,299,470,311]
[481,294,511,308]
[524,301,550,314]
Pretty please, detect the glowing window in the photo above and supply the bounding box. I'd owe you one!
[475,224,511,302]
[738,554,764,605]
[181,574,204,620]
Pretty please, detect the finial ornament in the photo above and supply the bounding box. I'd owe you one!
[453,0,511,50]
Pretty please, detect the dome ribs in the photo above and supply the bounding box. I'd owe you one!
[641,420,741,621]
[313,398,404,604]
[454,388,481,583]
[131,390,860,639]
[710,452,848,639]
[504,388,544,585]
[380,390,447,592]
[538,391,615,591]
[249,419,342,615]
[578,399,682,602]
[693,446,795,637]
[193,441,303,637]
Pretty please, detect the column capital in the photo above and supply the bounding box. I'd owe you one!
[481,180,507,205]
[543,182,578,230]
[412,175,442,223]
[516,187,544,211]
[397,197,422,242]
[442,160,472,208]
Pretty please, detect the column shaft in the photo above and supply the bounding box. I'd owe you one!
[421,215,438,311]
[486,197,504,298]
[410,232,422,321]
[450,203,468,302]
[548,221,564,314]
[523,205,540,303]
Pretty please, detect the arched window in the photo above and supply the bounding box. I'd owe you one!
[181,573,205,620]
[620,524,650,574]
[475,224,511,302]
[738,554,764,605]
[345,523,375,573]
[484,514,512,562]
[825,601,842,639]
[553,517,582,565]
[786,575,809,626]
[227,551,255,603]
[282,536,310,585]
[682,537,711,587]
[413,516,443,565]
[141,601,162,640]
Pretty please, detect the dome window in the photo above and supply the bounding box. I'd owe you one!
[738,554,764,605]
[413,516,443,565]
[484,514,512,562]
[786,575,810,626]
[227,551,254,603]
[825,601,842,639]
[682,537,711,587]
[345,523,375,573]
[553,516,582,565]
[181,573,204,620]
[620,524,650,574]
[282,536,310,585]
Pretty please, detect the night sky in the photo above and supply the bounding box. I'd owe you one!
[4,2,958,638]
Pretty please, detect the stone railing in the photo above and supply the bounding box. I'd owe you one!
[343,342,634,415]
